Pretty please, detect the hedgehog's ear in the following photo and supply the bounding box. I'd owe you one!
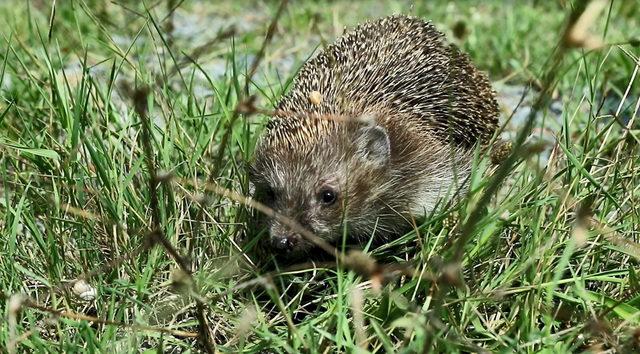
[355,125,390,167]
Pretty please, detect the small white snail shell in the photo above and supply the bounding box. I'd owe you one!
[72,279,97,301]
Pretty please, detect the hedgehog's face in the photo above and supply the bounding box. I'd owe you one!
[249,121,391,258]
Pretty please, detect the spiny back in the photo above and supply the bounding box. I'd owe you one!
[264,15,499,149]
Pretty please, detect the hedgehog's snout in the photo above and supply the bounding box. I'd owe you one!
[270,233,300,252]
[269,222,303,253]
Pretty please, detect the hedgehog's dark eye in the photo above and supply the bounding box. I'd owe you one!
[318,188,338,206]
[260,186,276,203]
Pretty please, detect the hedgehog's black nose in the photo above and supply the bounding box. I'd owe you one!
[271,235,297,251]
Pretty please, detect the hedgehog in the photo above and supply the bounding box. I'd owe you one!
[249,15,499,258]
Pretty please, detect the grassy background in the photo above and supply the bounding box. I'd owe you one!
[1,0,639,352]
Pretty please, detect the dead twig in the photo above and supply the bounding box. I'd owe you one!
[211,0,289,174]
[450,0,593,263]
[132,86,216,353]
[0,292,199,340]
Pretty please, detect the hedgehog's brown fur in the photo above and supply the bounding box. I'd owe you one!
[250,15,499,258]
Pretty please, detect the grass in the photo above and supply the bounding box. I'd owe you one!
[1,0,639,352]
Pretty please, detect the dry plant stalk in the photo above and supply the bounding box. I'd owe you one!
[350,286,368,349]
[0,291,198,351]
[132,84,216,352]
[448,0,595,263]
[563,0,607,49]
[212,0,289,173]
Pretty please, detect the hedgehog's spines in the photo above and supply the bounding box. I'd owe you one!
[261,14,499,152]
